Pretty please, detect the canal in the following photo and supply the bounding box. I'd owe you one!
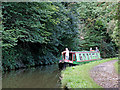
[2,64,61,88]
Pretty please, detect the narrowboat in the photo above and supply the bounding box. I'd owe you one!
[59,50,102,69]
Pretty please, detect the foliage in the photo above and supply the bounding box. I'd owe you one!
[74,2,118,58]
[2,2,79,70]
[2,2,119,70]
[108,2,120,47]
[61,57,118,88]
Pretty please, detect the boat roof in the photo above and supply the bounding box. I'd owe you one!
[69,51,94,52]
[69,51,98,53]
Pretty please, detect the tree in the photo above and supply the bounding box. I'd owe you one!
[75,2,118,58]
[2,2,79,70]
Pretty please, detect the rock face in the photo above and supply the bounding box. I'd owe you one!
[90,60,118,88]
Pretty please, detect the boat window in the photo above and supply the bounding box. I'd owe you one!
[90,53,92,58]
[83,54,86,60]
[87,54,89,60]
[73,54,75,60]
[79,54,82,60]
[95,53,98,58]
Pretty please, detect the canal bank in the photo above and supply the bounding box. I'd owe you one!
[61,57,118,88]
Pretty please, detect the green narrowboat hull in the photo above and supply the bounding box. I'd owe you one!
[72,59,100,64]
[59,59,101,65]
[58,59,101,69]
[59,50,102,69]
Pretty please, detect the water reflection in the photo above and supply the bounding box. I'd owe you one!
[2,64,61,88]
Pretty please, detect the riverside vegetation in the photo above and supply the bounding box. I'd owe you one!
[114,61,119,74]
[2,2,119,71]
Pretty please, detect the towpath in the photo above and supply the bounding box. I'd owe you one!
[90,60,118,88]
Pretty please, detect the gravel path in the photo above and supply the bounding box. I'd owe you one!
[90,60,118,88]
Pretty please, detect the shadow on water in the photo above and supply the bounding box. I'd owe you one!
[2,64,62,88]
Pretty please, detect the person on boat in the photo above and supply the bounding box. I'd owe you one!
[62,48,69,60]
[95,47,99,52]
[90,48,95,51]
[90,48,92,51]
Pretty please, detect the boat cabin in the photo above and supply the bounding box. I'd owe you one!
[59,51,101,64]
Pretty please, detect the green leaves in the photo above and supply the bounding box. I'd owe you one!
[76,2,118,58]
[2,2,79,70]
[2,29,18,48]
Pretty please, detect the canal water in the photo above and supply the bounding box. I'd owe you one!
[2,64,61,88]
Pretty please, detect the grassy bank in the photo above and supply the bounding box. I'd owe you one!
[61,57,118,88]
[114,61,118,74]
